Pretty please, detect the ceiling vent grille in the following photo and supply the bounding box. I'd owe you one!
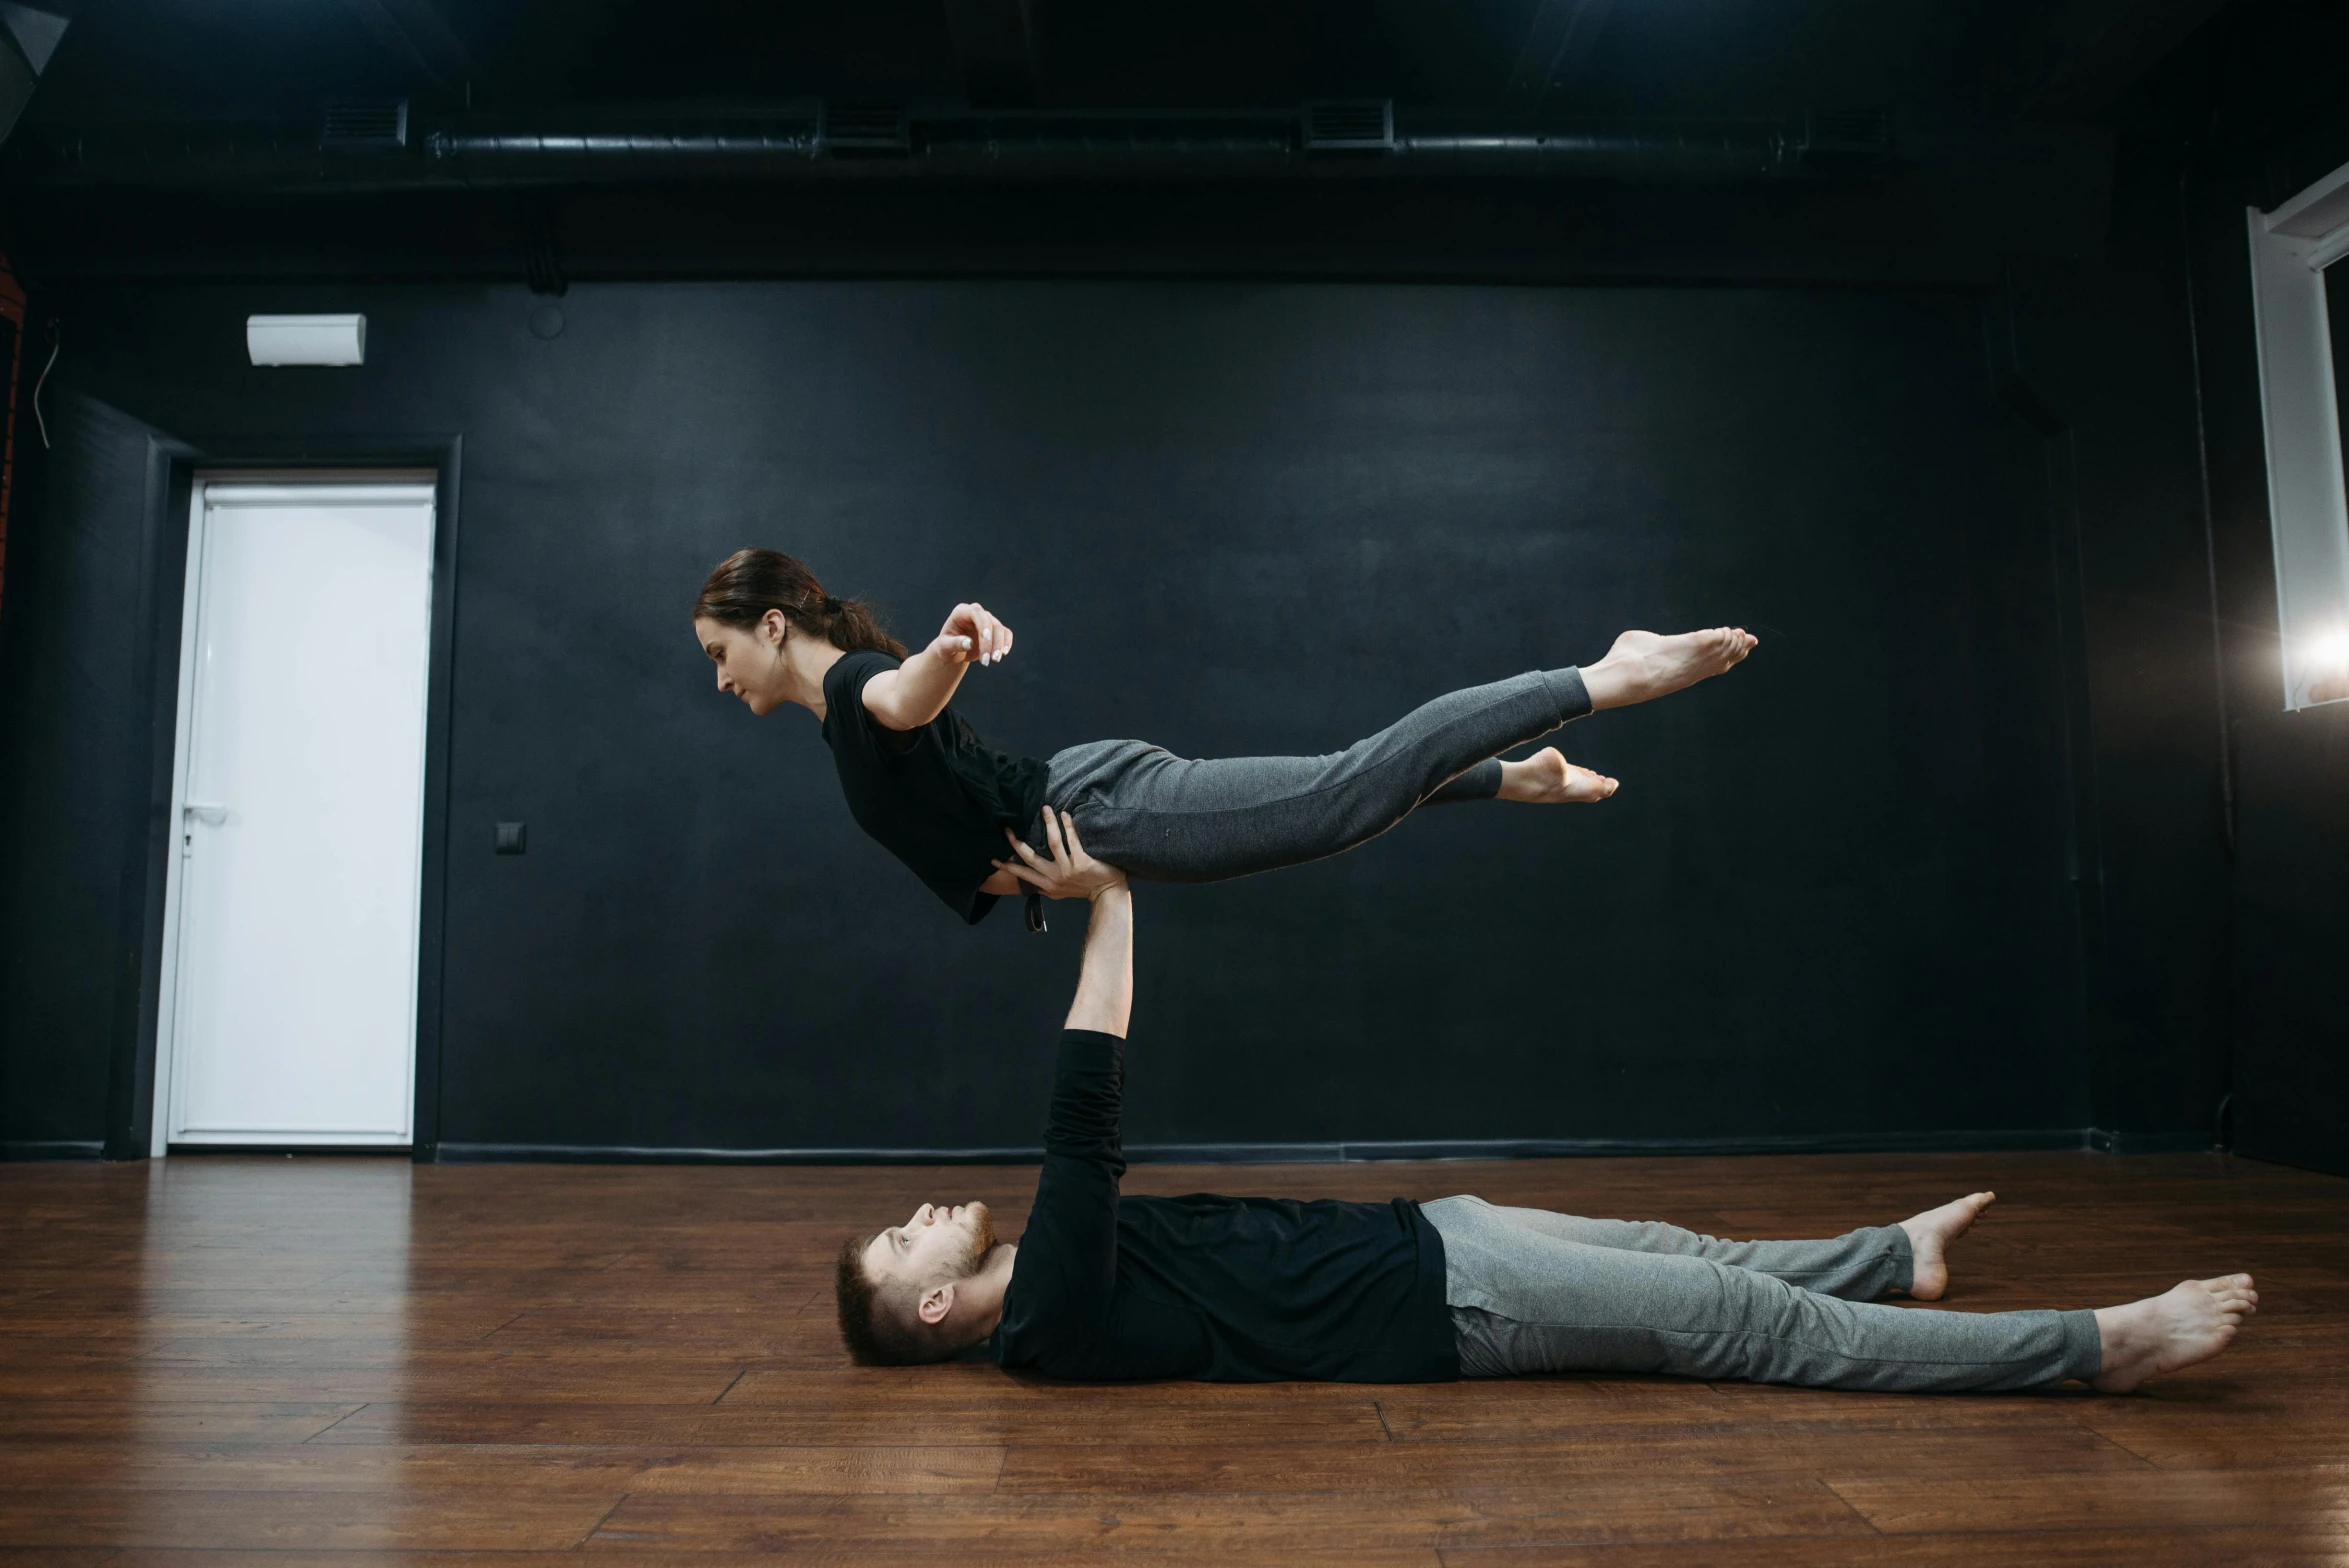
[320,99,409,151]
[821,104,909,156]
[1798,109,1889,164]
[1303,100,1395,152]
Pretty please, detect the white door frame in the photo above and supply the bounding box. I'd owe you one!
[151,471,442,1156]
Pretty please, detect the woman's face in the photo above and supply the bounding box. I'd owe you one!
[695,614,789,715]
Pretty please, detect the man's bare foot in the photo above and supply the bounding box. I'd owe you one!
[1581,628,1758,711]
[1497,747,1618,804]
[2092,1275,2258,1392]
[1897,1191,1995,1300]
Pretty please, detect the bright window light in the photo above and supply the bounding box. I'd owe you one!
[2305,629,2349,705]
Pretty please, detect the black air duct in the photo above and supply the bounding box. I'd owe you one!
[1303,101,1395,152]
[820,104,909,156]
[321,99,410,152]
[8,105,1882,191]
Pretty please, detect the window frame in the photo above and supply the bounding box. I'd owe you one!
[2246,156,2349,709]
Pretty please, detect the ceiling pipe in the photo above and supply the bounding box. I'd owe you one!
[8,108,1863,192]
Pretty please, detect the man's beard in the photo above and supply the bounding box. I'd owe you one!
[947,1203,998,1278]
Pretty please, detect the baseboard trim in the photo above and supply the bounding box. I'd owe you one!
[436,1142,1048,1166]
[0,1130,2218,1166]
[431,1127,2211,1166]
[2086,1128,2220,1155]
[166,1143,413,1156]
[0,1140,107,1161]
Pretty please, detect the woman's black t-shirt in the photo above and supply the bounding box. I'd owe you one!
[820,649,1050,924]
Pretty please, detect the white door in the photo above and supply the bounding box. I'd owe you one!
[160,480,437,1147]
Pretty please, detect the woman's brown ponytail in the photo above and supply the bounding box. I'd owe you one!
[692,548,909,659]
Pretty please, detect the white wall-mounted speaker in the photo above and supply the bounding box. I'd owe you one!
[247,314,367,367]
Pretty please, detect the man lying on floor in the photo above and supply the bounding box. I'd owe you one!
[835,810,2255,1394]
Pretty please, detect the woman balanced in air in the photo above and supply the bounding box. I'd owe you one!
[690,548,1755,927]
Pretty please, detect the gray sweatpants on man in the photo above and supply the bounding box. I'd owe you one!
[1036,668,1591,882]
[1423,1195,2104,1392]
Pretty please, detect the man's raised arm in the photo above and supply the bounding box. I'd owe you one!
[999,809,1132,1359]
[996,809,1132,1039]
[1065,882,1131,1041]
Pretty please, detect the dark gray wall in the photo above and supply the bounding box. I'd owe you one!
[1996,250,2239,1154]
[2229,703,2349,1176]
[13,2,2340,1170]
[2,277,2119,1157]
[2153,0,2349,1178]
[0,397,181,1158]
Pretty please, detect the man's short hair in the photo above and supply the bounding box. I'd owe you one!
[834,1234,958,1366]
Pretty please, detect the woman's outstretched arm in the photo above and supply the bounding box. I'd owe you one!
[861,601,1016,731]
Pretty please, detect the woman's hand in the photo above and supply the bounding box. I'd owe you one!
[995,809,1127,902]
[933,602,1014,667]
[865,600,1015,730]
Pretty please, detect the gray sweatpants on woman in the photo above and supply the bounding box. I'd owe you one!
[1036,668,1591,882]
[1423,1195,2103,1392]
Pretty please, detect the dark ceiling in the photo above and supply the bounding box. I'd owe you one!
[8,0,2305,289]
[16,0,2228,132]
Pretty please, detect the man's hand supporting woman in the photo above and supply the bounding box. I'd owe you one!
[998,809,1131,1038]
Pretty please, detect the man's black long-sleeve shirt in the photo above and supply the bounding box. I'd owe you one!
[992,1030,1458,1383]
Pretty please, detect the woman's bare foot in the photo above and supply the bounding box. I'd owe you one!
[1497,747,1618,803]
[2092,1275,2258,1392]
[1897,1191,1995,1300]
[1581,628,1758,711]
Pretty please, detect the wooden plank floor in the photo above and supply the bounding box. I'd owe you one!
[1,1151,2343,1565]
